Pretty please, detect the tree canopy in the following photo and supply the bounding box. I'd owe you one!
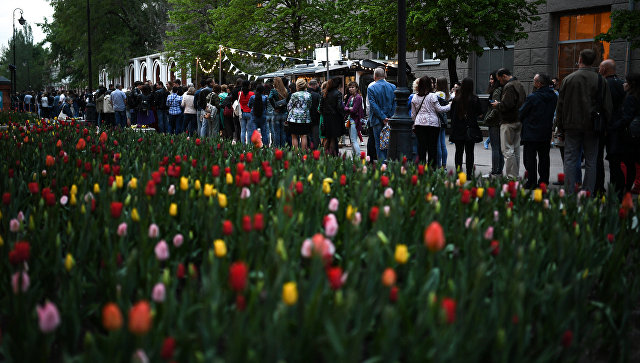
[0,25,50,91]
[596,1,640,49]
[43,0,169,88]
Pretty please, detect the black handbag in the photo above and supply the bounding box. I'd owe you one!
[630,115,640,138]
[467,124,483,143]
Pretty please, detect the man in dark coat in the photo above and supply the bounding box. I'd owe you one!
[519,73,558,189]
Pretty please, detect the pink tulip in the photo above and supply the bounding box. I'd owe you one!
[301,238,313,258]
[465,217,473,229]
[559,189,565,198]
[152,283,166,302]
[154,240,170,261]
[168,184,176,195]
[132,349,149,363]
[36,301,61,333]
[60,195,68,205]
[240,187,251,199]
[173,234,184,248]
[352,212,362,226]
[484,226,494,240]
[328,198,339,212]
[117,222,128,237]
[383,205,391,217]
[324,217,338,238]
[10,218,20,232]
[11,271,30,294]
[148,224,159,238]
[493,210,499,222]
[17,211,25,222]
[384,188,394,199]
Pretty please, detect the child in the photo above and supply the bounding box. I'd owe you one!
[379,118,390,162]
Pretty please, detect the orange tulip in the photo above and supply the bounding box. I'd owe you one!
[101,303,123,331]
[251,130,263,148]
[381,268,396,287]
[76,138,86,151]
[424,221,446,252]
[45,155,55,167]
[128,300,152,335]
[99,132,108,144]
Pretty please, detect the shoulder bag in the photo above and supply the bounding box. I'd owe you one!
[466,98,483,143]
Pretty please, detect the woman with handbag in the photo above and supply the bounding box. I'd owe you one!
[320,77,345,157]
[286,79,313,150]
[269,77,289,147]
[449,78,483,175]
[411,76,452,168]
[344,81,365,157]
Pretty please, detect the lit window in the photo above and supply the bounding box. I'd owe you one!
[557,11,610,81]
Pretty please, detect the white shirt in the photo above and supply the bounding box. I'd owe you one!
[411,92,451,127]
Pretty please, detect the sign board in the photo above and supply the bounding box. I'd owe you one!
[314,46,342,62]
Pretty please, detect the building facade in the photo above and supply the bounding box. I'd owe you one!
[99,53,191,89]
[353,0,638,95]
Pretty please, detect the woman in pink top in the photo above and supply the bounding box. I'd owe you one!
[181,87,198,134]
[238,80,255,144]
[411,76,452,167]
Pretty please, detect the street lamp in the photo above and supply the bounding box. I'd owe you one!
[12,8,26,108]
[325,35,330,81]
[387,0,413,161]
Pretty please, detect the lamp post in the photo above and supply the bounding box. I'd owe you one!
[387,0,413,161]
[12,8,26,108]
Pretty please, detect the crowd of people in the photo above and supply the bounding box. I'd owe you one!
[13,50,640,198]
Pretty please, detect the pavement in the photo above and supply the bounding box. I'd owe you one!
[338,135,609,186]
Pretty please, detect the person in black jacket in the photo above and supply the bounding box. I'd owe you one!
[519,73,558,189]
[449,78,483,175]
[320,77,346,156]
[599,60,628,197]
[307,79,322,149]
[612,72,640,197]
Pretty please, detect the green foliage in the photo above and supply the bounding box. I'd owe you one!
[596,2,640,49]
[0,25,51,91]
[43,0,169,87]
[0,119,639,361]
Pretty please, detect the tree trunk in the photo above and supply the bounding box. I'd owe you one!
[447,57,459,86]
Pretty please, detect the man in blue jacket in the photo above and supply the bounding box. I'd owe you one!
[367,68,396,161]
[519,73,558,189]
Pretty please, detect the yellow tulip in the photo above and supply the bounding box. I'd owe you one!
[93,183,100,194]
[115,175,123,189]
[226,173,233,185]
[128,178,138,189]
[307,173,313,183]
[322,181,331,194]
[458,172,467,185]
[282,282,298,306]
[180,177,189,191]
[204,184,213,197]
[394,244,409,264]
[276,187,283,199]
[65,253,75,272]
[213,239,227,257]
[218,193,227,208]
[194,180,201,191]
[0,235,4,247]
[71,184,78,195]
[346,205,355,221]
[70,193,77,206]
[131,208,140,222]
[169,203,178,216]
[476,188,484,198]
[533,188,542,202]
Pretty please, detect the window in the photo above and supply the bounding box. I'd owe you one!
[418,50,440,65]
[557,11,610,81]
[474,42,514,94]
[374,51,389,60]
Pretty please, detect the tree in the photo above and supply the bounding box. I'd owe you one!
[165,0,343,79]
[42,0,169,88]
[0,25,50,91]
[333,0,543,84]
[596,1,640,49]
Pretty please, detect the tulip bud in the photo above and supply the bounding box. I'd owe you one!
[497,328,506,348]
[29,215,35,230]
[162,268,171,285]
[435,201,441,214]
[131,208,140,222]
[84,332,95,348]
[66,221,73,236]
[529,239,536,252]
[276,238,287,261]
[124,194,131,206]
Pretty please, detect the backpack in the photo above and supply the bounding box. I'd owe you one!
[127,91,139,109]
[198,88,212,110]
[139,94,151,113]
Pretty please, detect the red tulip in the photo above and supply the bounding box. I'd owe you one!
[369,206,379,222]
[380,175,389,188]
[145,180,156,196]
[253,213,264,231]
[326,267,345,290]
[441,298,456,324]
[295,181,303,195]
[229,262,248,292]
[110,202,123,218]
[275,149,283,160]
[242,215,252,232]
[160,337,176,359]
[222,220,233,235]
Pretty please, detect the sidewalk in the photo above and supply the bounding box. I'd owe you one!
[338,136,608,185]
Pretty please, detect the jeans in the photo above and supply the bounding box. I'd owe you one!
[564,130,598,193]
[157,110,169,133]
[184,113,198,135]
[114,111,127,128]
[272,112,287,147]
[489,126,504,174]
[264,112,274,146]
[129,110,137,128]
[379,149,388,162]
[500,122,522,179]
[196,110,204,137]
[169,114,181,135]
[240,112,252,144]
[349,122,360,157]
[251,114,269,146]
[454,142,475,175]
[436,127,448,168]
[372,123,383,161]
[523,141,550,188]
[415,125,440,169]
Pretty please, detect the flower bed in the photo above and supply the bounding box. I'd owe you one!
[1,119,639,361]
